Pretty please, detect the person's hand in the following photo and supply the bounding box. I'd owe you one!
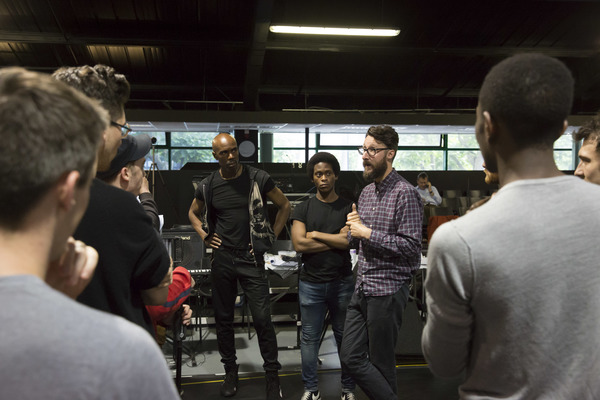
[347,221,372,240]
[140,176,151,194]
[339,225,349,234]
[204,232,222,249]
[427,181,432,190]
[45,237,98,299]
[306,231,316,240]
[181,304,193,326]
[346,203,360,224]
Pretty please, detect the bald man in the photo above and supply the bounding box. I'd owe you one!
[189,133,290,400]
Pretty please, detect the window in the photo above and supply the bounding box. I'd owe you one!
[554,133,574,171]
[171,132,214,147]
[171,149,214,170]
[126,129,578,172]
[394,150,444,170]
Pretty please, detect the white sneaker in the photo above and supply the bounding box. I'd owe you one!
[341,393,356,400]
[301,390,321,400]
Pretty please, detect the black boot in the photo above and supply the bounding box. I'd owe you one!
[265,370,282,400]
[220,364,239,397]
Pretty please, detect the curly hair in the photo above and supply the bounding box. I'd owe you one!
[306,152,340,179]
[52,64,130,120]
[478,53,574,148]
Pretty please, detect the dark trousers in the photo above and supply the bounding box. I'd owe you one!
[211,247,281,371]
[340,285,409,400]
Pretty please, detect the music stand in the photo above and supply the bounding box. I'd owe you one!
[146,137,180,223]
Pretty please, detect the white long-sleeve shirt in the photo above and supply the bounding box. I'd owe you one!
[415,185,442,206]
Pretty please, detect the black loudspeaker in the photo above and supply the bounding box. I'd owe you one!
[234,129,258,163]
[161,226,206,271]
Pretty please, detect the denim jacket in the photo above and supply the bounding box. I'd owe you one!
[197,165,275,254]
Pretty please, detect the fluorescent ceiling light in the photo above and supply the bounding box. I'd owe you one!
[269,25,400,37]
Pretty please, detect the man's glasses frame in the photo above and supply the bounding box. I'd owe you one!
[111,121,132,137]
[358,147,391,157]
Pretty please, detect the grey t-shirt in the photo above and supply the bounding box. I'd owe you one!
[423,176,600,399]
[0,275,180,400]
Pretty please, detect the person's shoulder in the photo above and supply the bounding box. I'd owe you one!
[337,195,352,204]
[291,196,310,218]
[245,164,267,176]
[93,179,138,204]
[429,215,472,252]
[200,170,219,184]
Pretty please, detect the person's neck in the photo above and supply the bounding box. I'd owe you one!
[374,165,394,184]
[497,148,563,187]
[316,189,338,203]
[220,164,242,180]
[0,215,53,279]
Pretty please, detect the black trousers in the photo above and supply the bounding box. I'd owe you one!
[211,247,281,371]
[340,285,409,400]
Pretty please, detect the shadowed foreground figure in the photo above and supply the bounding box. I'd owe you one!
[0,67,179,399]
[423,53,600,399]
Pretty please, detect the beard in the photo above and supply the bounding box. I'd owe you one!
[484,169,499,185]
[363,159,387,183]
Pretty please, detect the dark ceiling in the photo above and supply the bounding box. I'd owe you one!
[2,0,600,119]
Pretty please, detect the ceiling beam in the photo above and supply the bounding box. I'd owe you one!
[0,30,247,49]
[265,41,599,58]
[0,30,596,58]
[243,0,274,111]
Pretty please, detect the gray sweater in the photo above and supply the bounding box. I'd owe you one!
[423,175,600,400]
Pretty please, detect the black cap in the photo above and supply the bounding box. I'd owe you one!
[97,134,152,180]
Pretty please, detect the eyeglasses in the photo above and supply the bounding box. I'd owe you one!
[111,121,132,137]
[358,147,391,157]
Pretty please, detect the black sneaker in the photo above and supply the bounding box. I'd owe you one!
[265,371,282,400]
[220,364,239,397]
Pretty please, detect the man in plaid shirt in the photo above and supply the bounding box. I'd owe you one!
[340,125,423,400]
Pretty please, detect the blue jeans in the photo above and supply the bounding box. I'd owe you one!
[340,285,409,400]
[299,275,355,393]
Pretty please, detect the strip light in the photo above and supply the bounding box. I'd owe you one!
[269,25,400,37]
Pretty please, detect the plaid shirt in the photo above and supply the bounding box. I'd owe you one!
[352,170,423,296]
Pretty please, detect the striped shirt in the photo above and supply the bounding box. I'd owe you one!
[353,169,423,296]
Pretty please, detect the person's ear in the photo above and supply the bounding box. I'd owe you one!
[57,170,80,212]
[212,151,217,161]
[386,149,396,162]
[483,111,497,143]
[120,166,131,183]
[558,120,568,138]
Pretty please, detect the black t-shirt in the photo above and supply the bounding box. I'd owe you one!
[291,196,353,282]
[74,179,171,336]
[195,167,276,250]
[211,171,251,249]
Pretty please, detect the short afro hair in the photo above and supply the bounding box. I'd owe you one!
[574,115,600,153]
[478,53,574,148]
[306,152,340,180]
